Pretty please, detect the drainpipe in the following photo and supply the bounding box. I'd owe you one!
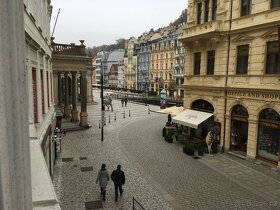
[221,0,233,153]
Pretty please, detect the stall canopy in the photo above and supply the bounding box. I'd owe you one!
[157,106,184,116]
[173,109,213,129]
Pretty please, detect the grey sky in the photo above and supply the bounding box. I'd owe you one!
[50,0,187,47]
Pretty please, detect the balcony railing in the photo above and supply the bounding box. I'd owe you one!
[180,20,222,42]
[51,41,86,56]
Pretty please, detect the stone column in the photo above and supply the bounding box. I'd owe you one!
[0,0,32,209]
[71,71,79,122]
[80,71,89,127]
[57,72,62,107]
[87,70,94,103]
[64,72,71,118]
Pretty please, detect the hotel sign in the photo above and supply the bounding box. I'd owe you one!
[227,91,280,101]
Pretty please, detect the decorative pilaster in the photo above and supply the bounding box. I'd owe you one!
[80,71,89,127]
[64,72,71,118]
[71,71,79,122]
[58,72,62,107]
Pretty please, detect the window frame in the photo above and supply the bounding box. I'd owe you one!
[265,41,280,74]
[207,50,215,75]
[240,0,251,16]
[194,52,201,75]
[236,45,249,75]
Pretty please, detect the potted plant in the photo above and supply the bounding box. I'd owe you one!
[198,141,205,156]
[212,140,218,154]
[165,131,173,143]
[162,127,166,138]
[183,141,195,156]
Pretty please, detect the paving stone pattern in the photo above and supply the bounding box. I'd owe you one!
[53,91,280,210]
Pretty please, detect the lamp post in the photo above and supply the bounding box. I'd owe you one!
[101,62,104,142]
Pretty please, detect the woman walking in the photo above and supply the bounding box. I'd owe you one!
[96,164,109,201]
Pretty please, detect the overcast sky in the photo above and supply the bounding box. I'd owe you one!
[50,0,187,47]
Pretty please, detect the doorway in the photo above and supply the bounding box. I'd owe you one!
[230,105,249,152]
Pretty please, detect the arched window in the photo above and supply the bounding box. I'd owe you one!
[257,108,280,162]
[191,99,214,113]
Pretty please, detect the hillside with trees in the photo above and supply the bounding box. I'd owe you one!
[86,9,187,57]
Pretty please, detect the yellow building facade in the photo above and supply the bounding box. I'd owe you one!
[150,36,176,96]
[180,0,280,165]
[124,38,138,89]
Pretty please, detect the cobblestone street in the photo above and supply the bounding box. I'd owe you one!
[53,91,280,210]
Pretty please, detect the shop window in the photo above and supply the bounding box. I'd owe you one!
[207,50,215,75]
[194,52,201,75]
[212,0,217,20]
[236,45,249,74]
[241,0,251,16]
[204,0,209,22]
[271,0,280,8]
[266,41,279,74]
[197,3,202,24]
[258,108,280,162]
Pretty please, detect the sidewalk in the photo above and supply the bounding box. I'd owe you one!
[198,153,280,204]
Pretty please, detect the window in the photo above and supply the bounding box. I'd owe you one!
[207,50,215,75]
[271,0,280,8]
[212,0,217,20]
[241,0,251,16]
[236,45,249,74]
[204,0,209,22]
[166,63,168,69]
[166,53,168,59]
[194,52,201,75]
[197,3,202,24]
[266,41,279,74]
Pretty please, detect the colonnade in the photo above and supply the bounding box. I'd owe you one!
[56,70,89,127]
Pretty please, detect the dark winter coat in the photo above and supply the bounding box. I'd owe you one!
[111,169,125,186]
[96,168,109,187]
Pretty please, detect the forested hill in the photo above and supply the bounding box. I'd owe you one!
[86,9,187,58]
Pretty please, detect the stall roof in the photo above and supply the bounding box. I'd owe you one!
[173,109,213,129]
[157,106,184,116]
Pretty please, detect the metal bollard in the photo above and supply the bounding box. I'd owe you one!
[109,115,111,123]
[148,108,150,114]
[129,110,131,117]
[99,120,100,129]
[114,113,116,121]
[123,111,125,119]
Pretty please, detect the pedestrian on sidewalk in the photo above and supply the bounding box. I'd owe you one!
[96,164,109,201]
[121,98,124,107]
[111,164,125,202]
[124,97,128,107]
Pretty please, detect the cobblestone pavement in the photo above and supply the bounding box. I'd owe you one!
[54,91,280,210]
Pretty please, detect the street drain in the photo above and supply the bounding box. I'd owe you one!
[62,158,73,162]
[81,166,93,172]
[193,156,201,159]
[80,157,87,160]
[85,200,103,209]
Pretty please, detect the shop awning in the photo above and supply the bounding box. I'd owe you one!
[157,106,184,116]
[172,109,213,129]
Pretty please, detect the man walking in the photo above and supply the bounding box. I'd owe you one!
[111,165,125,201]
[96,164,109,201]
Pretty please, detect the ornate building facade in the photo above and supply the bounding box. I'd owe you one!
[124,37,138,89]
[150,33,176,96]
[180,0,280,165]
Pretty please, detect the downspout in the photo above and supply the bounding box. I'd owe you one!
[221,0,233,153]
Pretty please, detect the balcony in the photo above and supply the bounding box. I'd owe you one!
[179,20,223,43]
[51,40,86,56]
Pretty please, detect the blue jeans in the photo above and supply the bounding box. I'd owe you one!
[114,184,123,199]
